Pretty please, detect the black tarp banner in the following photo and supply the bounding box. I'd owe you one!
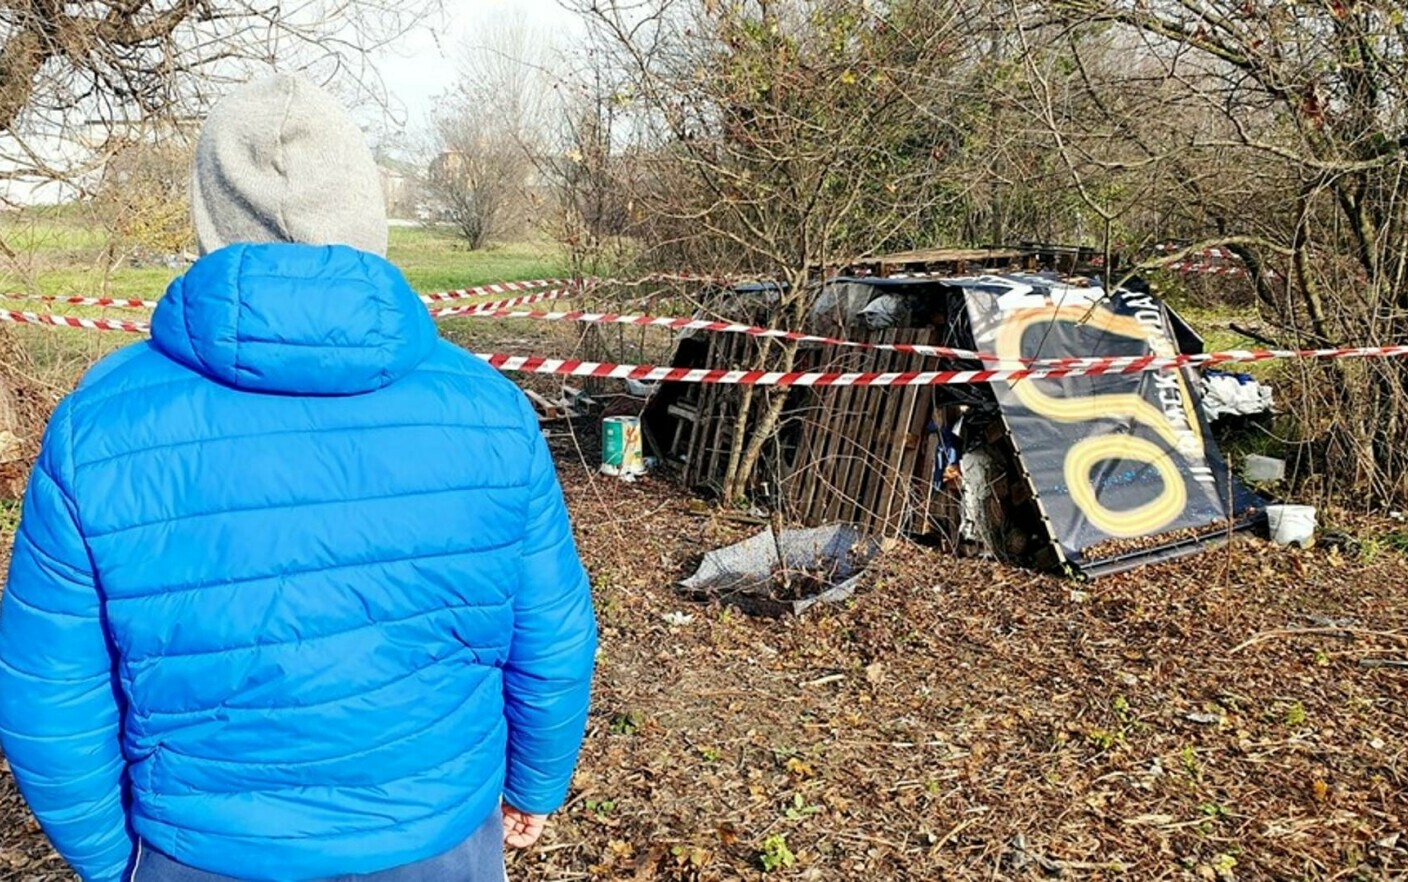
[956,275,1255,565]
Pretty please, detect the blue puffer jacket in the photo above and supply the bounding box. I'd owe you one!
[0,244,597,882]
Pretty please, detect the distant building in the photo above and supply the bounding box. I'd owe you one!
[376,158,421,220]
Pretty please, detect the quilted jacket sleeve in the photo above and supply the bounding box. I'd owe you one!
[502,407,598,814]
[0,406,133,882]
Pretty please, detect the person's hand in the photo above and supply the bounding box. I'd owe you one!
[501,803,548,849]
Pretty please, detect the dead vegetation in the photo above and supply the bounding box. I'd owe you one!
[526,462,1406,881]
[0,331,58,500]
[0,434,1404,880]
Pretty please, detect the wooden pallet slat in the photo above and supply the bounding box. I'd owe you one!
[824,340,876,524]
[794,343,849,524]
[705,334,745,489]
[883,333,936,534]
[862,337,904,521]
[879,367,927,535]
[663,317,964,540]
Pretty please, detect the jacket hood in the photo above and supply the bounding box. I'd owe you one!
[191,73,388,257]
[152,243,437,395]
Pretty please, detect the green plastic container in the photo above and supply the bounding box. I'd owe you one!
[601,416,645,476]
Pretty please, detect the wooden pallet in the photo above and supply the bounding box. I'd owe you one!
[781,328,951,537]
[654,321,964,539]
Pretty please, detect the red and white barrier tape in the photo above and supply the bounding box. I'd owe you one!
[5,259,1283,322]
[0,294,583,332]
[1165,261,1253,278]
[419,278,577,303]
[1024,346,1408,373]
[430,289,577,317]
[2,281,692,327]
[477,353,1382,386]
[0,292,159,310]
[592,272,738,287]
[0,286,584,316]
[0,272,748,318]
[457,307,999,361]
[1157,244,1239,260]
[422,272,739,304]
[1153,244,1282,279]
[1170,261,1282,280]
[11,303,1407,383]
[480,355,1044,386]
[0,286,574,311]
[0,309,152,334]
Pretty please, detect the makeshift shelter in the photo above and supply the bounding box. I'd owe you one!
[643,253,1261,577]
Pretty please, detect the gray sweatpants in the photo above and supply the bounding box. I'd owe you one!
[130,813,507,882]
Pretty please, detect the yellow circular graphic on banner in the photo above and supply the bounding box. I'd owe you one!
[1064,435,1188,537]
[993,302,1204,539]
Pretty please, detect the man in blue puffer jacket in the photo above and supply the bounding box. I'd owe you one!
[0,74,597,882]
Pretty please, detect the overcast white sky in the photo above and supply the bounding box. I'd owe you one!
[373,0,581,134]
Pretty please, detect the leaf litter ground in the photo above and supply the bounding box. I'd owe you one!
[1,447,1404,881]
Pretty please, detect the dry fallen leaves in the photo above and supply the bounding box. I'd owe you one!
[3,460,1406,881]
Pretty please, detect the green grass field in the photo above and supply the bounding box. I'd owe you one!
[1,213,566,300]
[1,212,571,378]
[0,205,113,253]
[387,227,568,292]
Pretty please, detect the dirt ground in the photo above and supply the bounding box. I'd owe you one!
[1,438,1405,881]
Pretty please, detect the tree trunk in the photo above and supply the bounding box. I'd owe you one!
[731,386,792,506]
[721,382,756,502]
[1291,244,1333,345]
[726,340,800,503]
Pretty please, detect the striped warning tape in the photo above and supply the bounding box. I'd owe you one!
[1153,244,1282,279]
[419,278,577,303]
[0,285,690,330]
[475,351,1405,386]
[1034,346,1408,373]
[1156,244,1239,260]
[0,282,578,311]
[430,289,577,317]
[0,292,160,310]
[0,271,745,315]
[420,272,735,304]
[0,282,582,314]
[1165,261,1252,278]
[2,258,1276,318]
[0,309,153,334]
[593,272,739,287]
[9,304,1408,384]
[457,307,998,361]
[480,355,1058,386]
[0,294,582,334]
[0,303,1025,367]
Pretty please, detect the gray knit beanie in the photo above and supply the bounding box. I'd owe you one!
[191,73,388,257]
